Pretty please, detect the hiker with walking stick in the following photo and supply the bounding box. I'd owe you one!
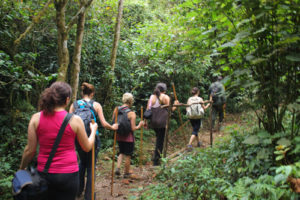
[208,76,226,131]
[69,82,118,200]
[146,83,179,166]
[113,93,144,179]
[19,82,98,200]
[186,87,210,151]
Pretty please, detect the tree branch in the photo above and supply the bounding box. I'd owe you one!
[13,0,53,48]
[66,0,93,33]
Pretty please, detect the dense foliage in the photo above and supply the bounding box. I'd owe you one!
[142,113,300,199]
[0,0,299,199]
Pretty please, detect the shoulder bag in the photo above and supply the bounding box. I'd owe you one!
[12,113,73,200]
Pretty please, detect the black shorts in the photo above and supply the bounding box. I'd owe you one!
[118,141,134,156]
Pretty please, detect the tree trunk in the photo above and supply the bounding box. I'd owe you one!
[55,0,70,82]
[70,2,86,102]
[104,0,124,105]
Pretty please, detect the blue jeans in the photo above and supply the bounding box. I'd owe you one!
[76,135,100,200]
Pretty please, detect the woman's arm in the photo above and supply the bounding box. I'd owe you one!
[20,113,40,169]
[70,115,97,152]
[94,102,118,130]
[69,103,75,113]
[162,94,178,111]
[128,112,144,131]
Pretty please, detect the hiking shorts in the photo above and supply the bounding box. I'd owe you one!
[118,141,134,156]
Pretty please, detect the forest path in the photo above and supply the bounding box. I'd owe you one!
[78,114,241,200]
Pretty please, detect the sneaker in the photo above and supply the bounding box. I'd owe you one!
[115,168,121,176]
[187,144,193,152]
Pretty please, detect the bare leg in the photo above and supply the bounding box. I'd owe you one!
[188,135,197,146]
[117,154,123,169]
[124,155,131,174]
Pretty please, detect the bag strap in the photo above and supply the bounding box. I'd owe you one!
[43,113,73,173]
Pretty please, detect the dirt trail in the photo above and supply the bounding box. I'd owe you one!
[78,114,239,200]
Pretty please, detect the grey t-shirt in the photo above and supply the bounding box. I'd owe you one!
[209,81,226,106]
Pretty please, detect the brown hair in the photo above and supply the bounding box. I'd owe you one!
[191,87,199,95]
[153,83,167,98]
[39,82,72,115]
[81,82,95,96]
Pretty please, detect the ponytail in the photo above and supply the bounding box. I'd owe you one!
[153,83,167,98]
[153,88,161,98]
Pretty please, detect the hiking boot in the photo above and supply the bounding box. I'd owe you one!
[115,168,121,176]
[197,142,202,147]
[123,173,139,180]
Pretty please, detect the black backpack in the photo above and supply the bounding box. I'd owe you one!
[74,100,97,136]
[114,106,132,136]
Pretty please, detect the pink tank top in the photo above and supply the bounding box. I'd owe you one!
[37,111,78,173]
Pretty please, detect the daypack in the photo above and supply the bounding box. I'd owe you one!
[210,82,226,106]
[114,106,132,136]
[186,96,204,119]
[74,100,97,136]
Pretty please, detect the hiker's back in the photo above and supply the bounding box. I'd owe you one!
[115,106,132,136]
[74,99,96,136]
[210,81,226,106]
[186,96,204,119]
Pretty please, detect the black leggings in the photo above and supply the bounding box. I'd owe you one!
[153,128,166,165]
[39,171,79,200]
[190,119,201,136]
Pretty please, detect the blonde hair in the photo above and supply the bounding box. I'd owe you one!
[122,93,134,105]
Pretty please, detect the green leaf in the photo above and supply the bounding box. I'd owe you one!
[276,155,284,161]
[286,54,300,62]
[277,138,291,146]
[243,135,259,145]
[274,174,287,184]
[220,42,236,48]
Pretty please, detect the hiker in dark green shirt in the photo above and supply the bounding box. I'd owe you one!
[209,76,226,131]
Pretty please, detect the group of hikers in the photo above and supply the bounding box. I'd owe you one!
[18,76,226,200]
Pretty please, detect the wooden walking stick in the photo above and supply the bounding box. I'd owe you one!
[210,103,213,147]
[171,83,187,143]
[139,106,144,167]
[162,99,173,158]
[91,119,95,200]
[111,108,118,196]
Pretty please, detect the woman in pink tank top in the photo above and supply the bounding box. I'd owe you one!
[19,82,98,200]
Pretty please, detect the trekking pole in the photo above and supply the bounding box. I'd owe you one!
[163,99,173,158]
[172,83,187,143]
[111,108,118,196]
[210,103,213,147]
[139,106,144,167]
[91,119,95,200]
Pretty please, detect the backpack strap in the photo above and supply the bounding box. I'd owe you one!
[119,106,131,113]
[83,100,97,121]
[43,113,73,173]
